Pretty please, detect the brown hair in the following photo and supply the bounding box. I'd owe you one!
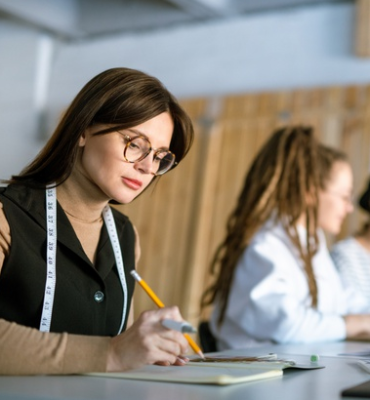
[201,126,348,326]
[7,67,194,187]
[356,178,370,235]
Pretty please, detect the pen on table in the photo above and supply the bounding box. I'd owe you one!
[130,269,205,359]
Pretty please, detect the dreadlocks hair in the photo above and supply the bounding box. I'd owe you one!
[201,126,348,327]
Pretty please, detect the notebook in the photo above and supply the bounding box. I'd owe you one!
[342,379,370,398]
[87,364,282,386]
[86,354,324,386]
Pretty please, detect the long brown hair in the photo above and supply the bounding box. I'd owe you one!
[201,126,348,326]
[6,67,194,187]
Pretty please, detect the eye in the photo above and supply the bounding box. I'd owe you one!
[154,154,165,162]
[128,141,141,150]
[154,150,169,162]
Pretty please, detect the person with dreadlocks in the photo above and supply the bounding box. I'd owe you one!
[202,126,370,351]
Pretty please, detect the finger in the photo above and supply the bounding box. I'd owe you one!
[155,361,171,366]
[177,355,190,362]
[138,308,183,328]
[155,356,188,367]
[159,330,189,354]
[172,356,188,366]
[156,306,183,321]
[151,348,181,366]
[138,324,187,358]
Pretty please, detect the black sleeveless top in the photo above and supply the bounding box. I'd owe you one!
[0,184,136,336]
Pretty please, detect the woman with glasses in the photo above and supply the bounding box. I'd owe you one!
[0,67,194,374]
[202,126,370,350]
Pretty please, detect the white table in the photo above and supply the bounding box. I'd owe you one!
[1,341,370,400]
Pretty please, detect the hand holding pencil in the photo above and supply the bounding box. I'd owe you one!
[107,303,190,371]
[131,270,205,359]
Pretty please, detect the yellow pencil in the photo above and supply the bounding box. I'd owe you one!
[130,270,205,359]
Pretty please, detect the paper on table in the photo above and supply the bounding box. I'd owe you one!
[189,354,325,370]
[86,364,283,386]
[338,350,370,357]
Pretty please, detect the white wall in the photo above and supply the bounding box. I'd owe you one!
[0,21,44,179]
[1,1,370,179]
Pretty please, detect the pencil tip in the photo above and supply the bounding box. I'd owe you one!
[198,351,206,360]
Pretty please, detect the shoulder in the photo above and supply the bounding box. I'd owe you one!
[0,186,8,204]
[0,202,9,230]
[109,205,130,226]
[331,237,370,268]
[250,221,295,255]
[109,206,135,237]
[0,201,11,265]
[240,222,299,273]
[0,184,45,210]
[331,237,358,255]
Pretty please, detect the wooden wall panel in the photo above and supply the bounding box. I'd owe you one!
[355,0,370,57]
[116,98,208,318]
[115,85,370,340]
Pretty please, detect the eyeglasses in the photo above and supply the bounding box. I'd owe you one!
[122,134,176,176]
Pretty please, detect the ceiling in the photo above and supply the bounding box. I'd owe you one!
[0,0,348,42]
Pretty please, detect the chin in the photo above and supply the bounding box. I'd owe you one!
[110,197,135,205]
[327,226,341,235]
[113,193,140,205]
[108,188,143,205]
[321,223,340,235]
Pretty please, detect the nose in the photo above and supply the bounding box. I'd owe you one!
[134,151,156,175]
[346,201,354,214]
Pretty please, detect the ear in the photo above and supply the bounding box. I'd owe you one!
[79,129,87,147]
[306,187,320,207]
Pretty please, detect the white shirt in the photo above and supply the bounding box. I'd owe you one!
[331,237,370,304]
[210,220,368,350]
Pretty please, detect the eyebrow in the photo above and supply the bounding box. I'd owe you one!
[126,128,145,137]
[125,128,171,150]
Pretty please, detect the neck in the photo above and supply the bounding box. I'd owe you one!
[56,174,109,223]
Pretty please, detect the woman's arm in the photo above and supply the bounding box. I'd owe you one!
[0,210,188,375]
[344,315,370,339]
[0,202,10,274]
[224,232,347,345]
[0,208,111,376]
[0,318,110,375]
[0,305,189,375]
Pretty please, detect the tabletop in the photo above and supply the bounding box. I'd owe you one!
[2,341,370,400]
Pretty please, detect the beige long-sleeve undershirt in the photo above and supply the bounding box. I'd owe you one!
[0,201,139,375]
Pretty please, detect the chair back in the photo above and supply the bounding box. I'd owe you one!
[198,321,217,353]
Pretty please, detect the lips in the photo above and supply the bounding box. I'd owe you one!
[122,177,143,190]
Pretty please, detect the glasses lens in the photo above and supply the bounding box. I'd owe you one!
[154,151,175,175]
[123,135,175,175]
[124,136,150,162]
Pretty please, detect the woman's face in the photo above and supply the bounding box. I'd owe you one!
[77,112,174,204]
[318,161,354,234]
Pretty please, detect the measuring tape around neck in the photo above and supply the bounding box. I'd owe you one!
[40,186,128,334]
[102,205,128,334]
[39,186,57,332]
